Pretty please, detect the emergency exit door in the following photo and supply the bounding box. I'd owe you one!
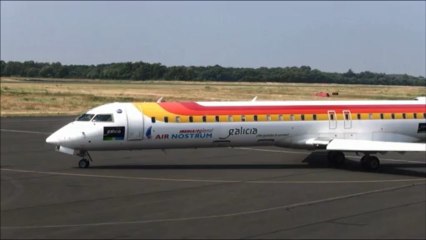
[343,110,352,129]
[328,110,337,129]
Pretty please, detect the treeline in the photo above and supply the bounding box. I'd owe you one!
[1,60,425,86]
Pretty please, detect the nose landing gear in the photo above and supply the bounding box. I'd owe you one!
[77,151,93,168]
[79,159,90,168]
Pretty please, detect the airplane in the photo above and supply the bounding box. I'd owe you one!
[46,97,426,170]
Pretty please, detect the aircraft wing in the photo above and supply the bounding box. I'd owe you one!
[306,138,426,152]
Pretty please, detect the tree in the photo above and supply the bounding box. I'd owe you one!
[343,69,356,78]
[39,65,55,77]
[1,60,424,86]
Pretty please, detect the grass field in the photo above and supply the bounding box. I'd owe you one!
[1,77,425,117]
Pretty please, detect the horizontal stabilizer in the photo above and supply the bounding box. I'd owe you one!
[326,139,426,152]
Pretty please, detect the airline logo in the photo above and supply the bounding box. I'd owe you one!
[145,126,152,139]
[220,127,258,139]
[154,129,213,140]
[103,127,125,141]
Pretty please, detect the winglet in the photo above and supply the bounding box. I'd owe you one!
[156,97,163,103]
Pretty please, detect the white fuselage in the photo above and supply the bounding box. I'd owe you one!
[46,98,426,156]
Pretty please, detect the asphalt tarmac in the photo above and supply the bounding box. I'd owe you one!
[1,117,425,239]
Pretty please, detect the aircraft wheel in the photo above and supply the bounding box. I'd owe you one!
[79,159,90,168]
[361,156,380,171]
[328,151,346,167]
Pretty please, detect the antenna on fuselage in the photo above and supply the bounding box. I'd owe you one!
[157,97,164,103]
[251,96,258,102]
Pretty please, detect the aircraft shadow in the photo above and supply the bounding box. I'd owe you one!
[303,151,426,178]
[89,152,425,178]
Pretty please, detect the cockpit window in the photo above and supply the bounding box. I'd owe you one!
[76,114,95,121]
[92,114,114,122]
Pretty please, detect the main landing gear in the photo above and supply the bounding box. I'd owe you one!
[327,151,381,171]
[360,155,380,171]
[77,151,93,169]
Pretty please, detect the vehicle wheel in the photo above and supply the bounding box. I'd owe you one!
[79,159,90,168]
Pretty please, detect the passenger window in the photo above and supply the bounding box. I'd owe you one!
[254,115,258,121]
[357,113,361,120]
[402,113,406,119]
[151,117,156,123]
[278,115,283,121]
[266,115,271,121]
[202,116,207,122]
[423,113,426,119]
[228,115,233,122]
[413,113,417,119]
[391,113,395,119]
[241,115,246,122]
[369,113,373,119]
[313,114,317,121]
[176,116,180,122]
[290,114,295,121]
[92,114,113,122]
[344,113,349,120]
[189,116,193,123]
[164,116,169,123]
[76,113,95,121]
[215,116,220,122]
[301,114,305,121]
[380,113,384,119]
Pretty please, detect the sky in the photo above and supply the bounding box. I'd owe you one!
[1,1,425,76]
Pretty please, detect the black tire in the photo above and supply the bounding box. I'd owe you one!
[79,159,90,168]
[361,156,368,169]
[367,156,380,171]
[361,156,380,171]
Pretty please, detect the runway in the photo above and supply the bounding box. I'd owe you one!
[1,117,425,239]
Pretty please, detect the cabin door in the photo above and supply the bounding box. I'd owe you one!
[126,105,144,140]
[328,110,337,129]
[343,110,352,129]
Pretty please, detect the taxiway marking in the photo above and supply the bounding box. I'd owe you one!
[0,129,51,135]
[1,168,425,184]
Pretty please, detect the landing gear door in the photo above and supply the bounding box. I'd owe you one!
[126,104,143,140]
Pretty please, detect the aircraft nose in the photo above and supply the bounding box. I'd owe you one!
[46,134,57,144]
[45,123,90,147]
[46,133,59,145]
[45,125,69,145]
